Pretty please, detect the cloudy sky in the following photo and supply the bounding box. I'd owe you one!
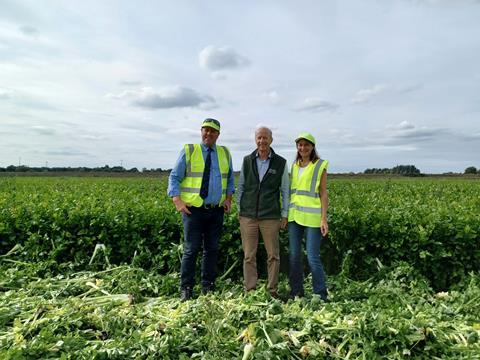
[1,0,480,173]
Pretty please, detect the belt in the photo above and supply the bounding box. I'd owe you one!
[200,203,221,209]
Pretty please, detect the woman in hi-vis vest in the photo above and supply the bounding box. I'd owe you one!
[288,132,329,301]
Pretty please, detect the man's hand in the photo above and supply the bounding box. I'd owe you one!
[280,217,288,229]
[223,198,232,213]
[172,196,191,215]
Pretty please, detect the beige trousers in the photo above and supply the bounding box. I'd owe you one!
[239,216,281,293]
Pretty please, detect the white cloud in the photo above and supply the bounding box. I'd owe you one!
[389,127,448,141]
[351,84,390,104]
[210,72,227,81]
[1,1,479,173]
[387,120,415,130]
[199,45,250,71]
[398,83,423,93]
[79,134,106,141]
[383,121,452,142]
[106,86,216,110]
[405,0,479,4]
[296,97,339,112]
[18,25,38,36]
[31,125,55,135]
[119,80,142,86]
[320,122,456,149]
[0,21,53,47]
[45,148,91,156]
[0,88,14,99]
[166,128,199,136]
[263,90,281,104]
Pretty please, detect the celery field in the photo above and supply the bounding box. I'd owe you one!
[1,176,479,359]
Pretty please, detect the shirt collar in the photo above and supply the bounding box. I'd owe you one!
[255,150,271,159]
[201,143,216,152]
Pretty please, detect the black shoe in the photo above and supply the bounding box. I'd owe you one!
[269,291,280,299]
[201,284,215,295]
[319,290,329,302]
[180,287,193,301]
[289,292,304,300]
[312,292,329,303]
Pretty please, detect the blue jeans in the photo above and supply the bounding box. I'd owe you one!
[180,206,224,290]
[288,221,327,298]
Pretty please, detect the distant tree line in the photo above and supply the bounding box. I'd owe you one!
[464,166,480,175]
[0,165,169,173]
[1,164,478,175]
[364,165,422,176]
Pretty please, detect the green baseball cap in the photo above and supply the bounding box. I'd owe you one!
[202,118,221,132]
[295,132,316,145]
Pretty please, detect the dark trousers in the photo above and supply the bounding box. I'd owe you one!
[180,206,224,290]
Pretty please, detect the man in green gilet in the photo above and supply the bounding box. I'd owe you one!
[237,126,289,298]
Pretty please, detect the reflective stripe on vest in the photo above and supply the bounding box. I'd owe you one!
[180,144,230,207]
[288,159,328,227]
[289,204,322,213]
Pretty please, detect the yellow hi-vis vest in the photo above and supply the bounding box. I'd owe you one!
[180,144,231,207]
[288,159,329,227]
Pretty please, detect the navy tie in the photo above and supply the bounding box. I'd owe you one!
[200,147,212,199]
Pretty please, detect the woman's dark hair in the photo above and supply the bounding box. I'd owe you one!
[295,140,320,164]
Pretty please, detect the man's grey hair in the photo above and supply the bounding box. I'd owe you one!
[255,125,273,138]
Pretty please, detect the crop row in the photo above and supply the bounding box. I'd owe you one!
[0,177,479,289]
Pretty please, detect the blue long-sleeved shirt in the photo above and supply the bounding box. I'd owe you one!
[236,151,290,218]
[167,143,235,205]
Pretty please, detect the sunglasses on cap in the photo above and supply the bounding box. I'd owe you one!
[203,118,220,126]
[202,118,221,131]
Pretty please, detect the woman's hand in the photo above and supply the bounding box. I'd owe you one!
[321,218,329,237]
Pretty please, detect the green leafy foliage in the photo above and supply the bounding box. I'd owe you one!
[1,176,480,358]
[0,260,479,359]
[1,177,479,289]
[326,178,480,289]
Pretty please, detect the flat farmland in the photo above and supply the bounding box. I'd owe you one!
[0,176,479,359]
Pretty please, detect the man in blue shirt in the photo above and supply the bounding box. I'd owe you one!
[168,118,235,301]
